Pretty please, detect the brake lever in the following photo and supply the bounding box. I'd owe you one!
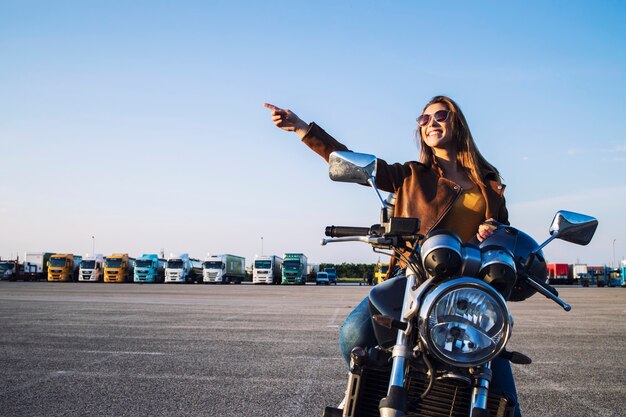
[520,274,571,311]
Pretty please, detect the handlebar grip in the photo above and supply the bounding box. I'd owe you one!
[325,226,371,237]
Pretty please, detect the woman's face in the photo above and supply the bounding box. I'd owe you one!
[420,103,454,151]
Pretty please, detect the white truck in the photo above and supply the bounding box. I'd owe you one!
[572,263,590,286]
[22,252,54,281]
[165,253,202,283]
[203,254,245,284]
[253,255,283,284]
[78,254,105,282]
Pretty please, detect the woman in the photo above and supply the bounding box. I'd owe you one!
[264,96,506,242]
[264,96,520,416]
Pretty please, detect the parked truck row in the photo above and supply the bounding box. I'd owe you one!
[2,252,321,285]
[4,253,625,287]
[547,262,625,287]
[5,253,625,287]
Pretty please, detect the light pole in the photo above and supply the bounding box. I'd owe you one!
[92,236,95,255]
[261,237,264,256]
[613,239,616,269]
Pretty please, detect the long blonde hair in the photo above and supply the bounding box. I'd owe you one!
[417,95,501,185]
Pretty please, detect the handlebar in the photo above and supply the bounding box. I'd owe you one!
[320,236,392,246]
[325,225,376,238]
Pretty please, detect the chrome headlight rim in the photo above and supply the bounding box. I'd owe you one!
[418,277,512,368]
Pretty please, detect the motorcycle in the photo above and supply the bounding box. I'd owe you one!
[320,151,598,417]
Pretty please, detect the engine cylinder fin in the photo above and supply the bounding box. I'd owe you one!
[352,364,513,417]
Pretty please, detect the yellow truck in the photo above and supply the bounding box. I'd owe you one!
[104,254,134,283]
[47,254,81,282]
[374,262,390,285]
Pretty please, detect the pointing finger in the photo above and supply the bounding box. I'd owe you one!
[264,103,280,112]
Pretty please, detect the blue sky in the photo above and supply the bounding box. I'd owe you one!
[1,1,625,267]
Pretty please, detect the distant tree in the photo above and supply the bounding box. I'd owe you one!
[318,262,376,278]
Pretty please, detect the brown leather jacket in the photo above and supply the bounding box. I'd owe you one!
[302,122,509,237]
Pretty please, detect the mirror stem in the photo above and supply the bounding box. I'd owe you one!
[535,231,558,253]
[368,177,388,210]
[525,231,558,271]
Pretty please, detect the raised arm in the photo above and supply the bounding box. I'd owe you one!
[264,102,410,193]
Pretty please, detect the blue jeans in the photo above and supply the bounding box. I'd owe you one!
[339,297,377,367]
[339,296,521,417]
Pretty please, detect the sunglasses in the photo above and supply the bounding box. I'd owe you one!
[416,110,451,127]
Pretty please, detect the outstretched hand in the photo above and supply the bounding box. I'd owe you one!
[264,103,309,137]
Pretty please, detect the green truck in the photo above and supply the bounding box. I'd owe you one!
[282,253,308,285]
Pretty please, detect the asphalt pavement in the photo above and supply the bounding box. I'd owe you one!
[0,282,624,417]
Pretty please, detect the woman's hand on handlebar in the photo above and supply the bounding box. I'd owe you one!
[264,103,309,138]
[476,218,498,242]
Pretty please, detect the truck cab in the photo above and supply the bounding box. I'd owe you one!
[252,255,283,284]
[165,254,190,283]
[324,267,337,285]
[104,254,134,283]
[165,254,201,283]
[282,253,308,285]
[203,254,245,284]
[79,254,105,282]
[0,260,18,281]
[134,254,165,283]
[48,254,80,282]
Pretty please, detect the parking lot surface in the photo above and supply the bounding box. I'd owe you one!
[0,282,624,417]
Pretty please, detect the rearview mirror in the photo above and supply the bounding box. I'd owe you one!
[328,151,388,210]
[328,151,377,185]
[549,211,598,246]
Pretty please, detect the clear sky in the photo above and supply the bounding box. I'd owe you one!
[1,1,625,267]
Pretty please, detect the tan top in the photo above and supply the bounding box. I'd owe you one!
[436,184,486,242]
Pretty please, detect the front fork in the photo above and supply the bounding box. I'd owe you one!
[378,272,494,417]
[378,273,417,417]
[470,362,493,417]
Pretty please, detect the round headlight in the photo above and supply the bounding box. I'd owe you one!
[418,278,511,367]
